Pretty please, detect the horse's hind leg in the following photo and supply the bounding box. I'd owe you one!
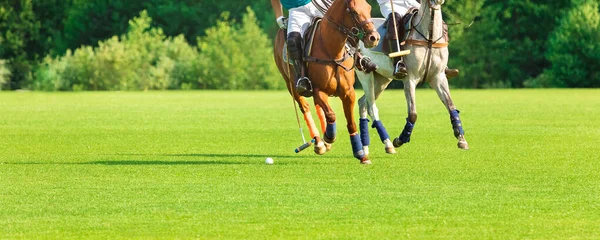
[393,79,418,148]
[429,74,469,150]
[284,74,322,150]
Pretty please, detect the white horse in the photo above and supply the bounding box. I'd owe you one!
[355,0,468,155]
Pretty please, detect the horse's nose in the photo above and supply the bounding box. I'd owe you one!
[369,34,379,43]
[365,32,380,48]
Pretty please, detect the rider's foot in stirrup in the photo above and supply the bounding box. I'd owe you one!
[361,57,378,73]
[393,61,408,79]
[445,67,459,79]
[296,77,313,97]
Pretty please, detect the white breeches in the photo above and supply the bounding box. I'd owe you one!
[378,0,421,17]
[287,2,324,36]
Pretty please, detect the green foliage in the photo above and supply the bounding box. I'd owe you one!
[34,11,198,91]
[0,0,40,89]
[33,9,282,91]
[449,0,571,88]
[0,59,10,90]
[444,0,485,41]
[539,0,600,88]
[197,7,283,90]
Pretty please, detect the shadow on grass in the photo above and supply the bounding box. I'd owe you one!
[3,153,337,165]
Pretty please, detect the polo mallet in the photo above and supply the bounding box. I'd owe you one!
[388,0,411,58]
[285,47,314,153]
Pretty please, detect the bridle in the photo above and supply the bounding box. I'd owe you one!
[410,0,445,46]
[323,0,376,46]
[406,0,448,82]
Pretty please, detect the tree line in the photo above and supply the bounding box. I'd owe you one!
[0,0,598,90]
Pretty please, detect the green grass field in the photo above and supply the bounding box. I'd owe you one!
[1,89,599,239]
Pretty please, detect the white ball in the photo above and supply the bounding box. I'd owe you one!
[265,157,274,164]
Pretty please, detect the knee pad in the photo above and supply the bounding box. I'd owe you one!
[286,32,303,60]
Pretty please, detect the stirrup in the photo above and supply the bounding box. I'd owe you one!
[296,77,313,97]
[393,61,408,79]
[359,56,378,73]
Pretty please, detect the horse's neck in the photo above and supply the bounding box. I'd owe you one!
[413,4,444,42]
[315,6,347,59]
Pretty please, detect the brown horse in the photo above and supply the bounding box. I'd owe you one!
[274,0,380,164]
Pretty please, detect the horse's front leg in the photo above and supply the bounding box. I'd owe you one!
[313,89,336,155]
[357,73,396,155]
[393,79,417,148]
[372,74,396,154]
[429,73,469,150]
[340,86,371,164]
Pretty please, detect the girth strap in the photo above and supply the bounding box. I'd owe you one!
[405,39,448,48]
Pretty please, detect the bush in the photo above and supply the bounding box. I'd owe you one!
[543,0,600,88]
[0,59,10,90]
[34,11,198,91]
[33,8,282,91]
[197,7,283,90]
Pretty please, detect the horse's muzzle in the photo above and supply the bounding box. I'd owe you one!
[363,31,380,49]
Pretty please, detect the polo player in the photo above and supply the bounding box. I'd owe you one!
[378,0,459,79]
[271,0,324,97]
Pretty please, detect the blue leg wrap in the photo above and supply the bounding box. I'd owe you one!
[450,109,465,136]
[399,118,414,144]
[359,118,370,146]
[371,120,390,143]
[350,134,366,160]
[324,122,337,142]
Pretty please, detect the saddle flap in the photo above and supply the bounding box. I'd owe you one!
[304,18,322,60]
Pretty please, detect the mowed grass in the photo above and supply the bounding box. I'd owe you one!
[1,89,599,239]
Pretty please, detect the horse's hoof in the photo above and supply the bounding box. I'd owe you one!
[383,139,397,154]
[385,146,397,154]
[392,137,404,148]
[324,135,336,144]
[360,159,372,165]
[457,136,469,150]
[324,142,332,151]
[362,146,370,156]
[314,141,327,155]
[458,140,469,150]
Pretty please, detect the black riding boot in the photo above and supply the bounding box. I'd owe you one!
[356,51,378,73]
[287,32,312,97]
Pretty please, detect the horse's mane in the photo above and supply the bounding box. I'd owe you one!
[312,0,334,15]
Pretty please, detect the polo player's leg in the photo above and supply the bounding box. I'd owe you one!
[387,12,408,79]
[355,51,378,73]
[393,79,418,148]
[429,73,469,149]
[340,85,370,164]
[287,32,312,97]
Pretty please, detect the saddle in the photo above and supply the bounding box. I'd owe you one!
[281,18,323,64]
